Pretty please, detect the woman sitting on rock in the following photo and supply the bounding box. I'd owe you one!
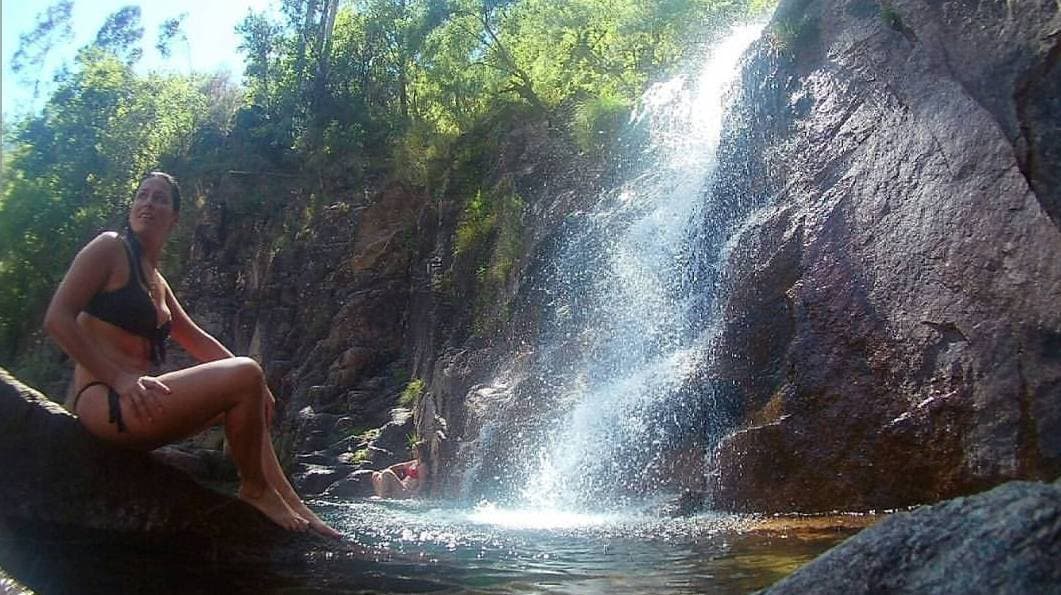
[45,171,340,539]
[372,441,427,499]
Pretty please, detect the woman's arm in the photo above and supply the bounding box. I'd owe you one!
[44,233,170,418]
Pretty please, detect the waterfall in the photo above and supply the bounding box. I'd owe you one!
[462,24,765,511]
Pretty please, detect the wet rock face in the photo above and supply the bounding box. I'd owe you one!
[708,0,1061,511]
[176,179,427,460]
[290,407,415,496]
[764,480,1061,593]
[166,119,601,496]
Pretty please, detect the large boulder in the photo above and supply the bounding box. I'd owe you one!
[765,479,1061,593]
[0,368,366,591]
[290,407,415,496]
[707,0,1061,511]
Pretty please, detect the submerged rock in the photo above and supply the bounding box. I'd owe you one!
[765,480,1061,593]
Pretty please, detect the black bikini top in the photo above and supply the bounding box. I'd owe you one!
[83,233,170,365]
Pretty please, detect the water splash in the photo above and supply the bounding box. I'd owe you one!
[516,23,765,512]
[467,501,625,530]
[455,23,765,512]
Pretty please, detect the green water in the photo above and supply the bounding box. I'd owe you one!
[1,499,874,594]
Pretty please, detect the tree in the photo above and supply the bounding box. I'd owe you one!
[0,50,210,361]
[93,5,145,65]
[10,1,74,103]
[157,13,190,62]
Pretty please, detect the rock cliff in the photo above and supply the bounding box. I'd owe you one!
[707,0,1061,511]
[161,119,606,497]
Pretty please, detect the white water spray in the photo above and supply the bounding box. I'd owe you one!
[516,24,765,512]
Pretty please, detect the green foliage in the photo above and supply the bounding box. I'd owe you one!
[392,119,452,187]
[10,1,74,102]
[8,339,64,390]
[455,190,494,255]
[406,0,750,142]
[766,9,819,55]
[482,189,526,291]
[746,0,779,16]
[341,426,381,443]
[474,190,524,336]
[93,5,145,65]
[1,0,761,365]
[156,13,189,59]
[573,91,631,154]
[0,50,223,359]
[399,378,426,408]
[350,448,371,464]
[406,432,421,450]
[235,0,755,177]
[451,181,525,336]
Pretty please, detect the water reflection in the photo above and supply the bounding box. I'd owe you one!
[0,500,875,594]
[312,499,875,594]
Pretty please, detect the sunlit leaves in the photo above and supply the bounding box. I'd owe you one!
[0,51,213,356]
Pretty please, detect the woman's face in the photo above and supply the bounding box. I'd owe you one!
[129,177,178,237]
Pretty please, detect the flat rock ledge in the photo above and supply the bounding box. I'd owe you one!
[0,368,374,592]
[766,480,1061,594]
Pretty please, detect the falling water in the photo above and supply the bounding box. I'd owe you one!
[508,24,766,512]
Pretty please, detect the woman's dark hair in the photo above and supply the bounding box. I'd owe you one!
[125,171,182,264]
[141,171,182,212]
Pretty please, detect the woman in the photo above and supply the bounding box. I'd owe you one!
[45,172,340,539]
[371,442,427,499]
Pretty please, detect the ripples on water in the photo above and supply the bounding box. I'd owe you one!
[302,498,872,594]
[0,498,874,593]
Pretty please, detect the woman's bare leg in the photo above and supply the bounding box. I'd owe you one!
[258,421,342,539]
[80,358,309,532]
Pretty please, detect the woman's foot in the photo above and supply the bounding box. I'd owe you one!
[284,495,342,540]
[239,484,310,532]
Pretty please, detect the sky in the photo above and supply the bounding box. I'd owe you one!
[1,0,279,119]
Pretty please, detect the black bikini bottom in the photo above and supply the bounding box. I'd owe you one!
[73,381,127,433]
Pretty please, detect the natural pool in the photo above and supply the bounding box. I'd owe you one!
[1,499,877,594]
[302,499,875,593]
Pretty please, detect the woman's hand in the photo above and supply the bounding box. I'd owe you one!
[113,372,171,423]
